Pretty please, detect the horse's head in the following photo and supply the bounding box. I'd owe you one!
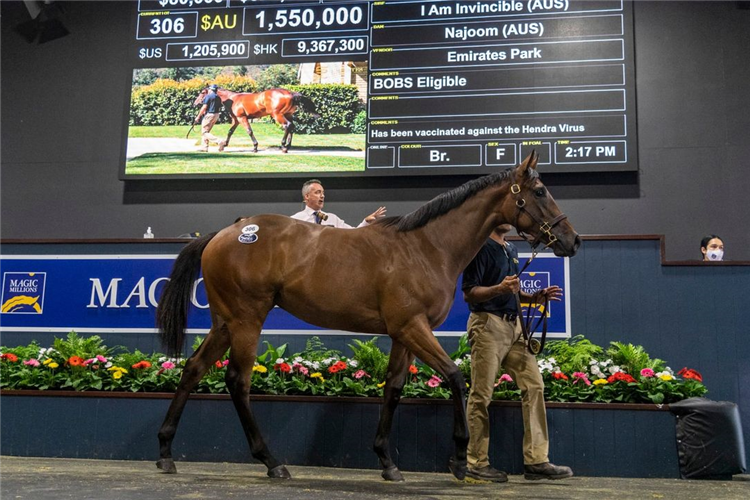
[194,87,209,106]
[506,152,581,257]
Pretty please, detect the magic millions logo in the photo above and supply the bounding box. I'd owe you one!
[1,272,47,314]
[520,271,551,318]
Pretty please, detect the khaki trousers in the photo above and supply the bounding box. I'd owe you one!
[466,311,549,467]
[201,112,221,147]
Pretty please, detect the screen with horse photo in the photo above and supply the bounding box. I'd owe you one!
[121,0,637,179]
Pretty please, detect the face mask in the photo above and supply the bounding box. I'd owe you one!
[706,249,724,261]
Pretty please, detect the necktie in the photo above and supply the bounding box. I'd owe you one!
[313,211,322,224]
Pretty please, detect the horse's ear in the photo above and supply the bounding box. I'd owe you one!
[517,150,539,178]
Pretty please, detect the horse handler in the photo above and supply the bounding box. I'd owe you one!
[461,223,573,483]
[194,84,226,152]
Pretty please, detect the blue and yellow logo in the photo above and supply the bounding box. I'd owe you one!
[1,272,46,314]
[520,271,551,319]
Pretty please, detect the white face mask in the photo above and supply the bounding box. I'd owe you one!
[706,249,724,261]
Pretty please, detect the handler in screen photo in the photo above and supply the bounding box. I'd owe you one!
[291,178,386,228]
[194,84,226,153]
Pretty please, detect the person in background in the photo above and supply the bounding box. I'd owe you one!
[700,235,724,261]
[291,179,386,228]
[461,223,573,483]
[194,84,226,153]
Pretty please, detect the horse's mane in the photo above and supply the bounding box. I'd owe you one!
[378,168,537,232]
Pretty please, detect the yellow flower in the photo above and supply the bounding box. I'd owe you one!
[108,366,128,375]
[659,374,673,381]
[377,381,386,388]
[47,362,59,369]
[113,371,123,380]
[311,372,322,378]
[593,379,608,386]
[43,358,54,365]
[253,365,268,373]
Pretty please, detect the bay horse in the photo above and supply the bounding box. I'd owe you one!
[155,152,580,482]
[193,87,318,153]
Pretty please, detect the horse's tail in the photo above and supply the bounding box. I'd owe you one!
[293,93,320,118]
[157,232,218,356]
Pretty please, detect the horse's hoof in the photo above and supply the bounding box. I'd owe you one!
[156,458,177,474]
[381,466,404,482]
[253,147,259,153]
[448,456,467,481]
[267,465,291,479]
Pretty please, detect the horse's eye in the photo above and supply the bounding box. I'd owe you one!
[534,188,546,197]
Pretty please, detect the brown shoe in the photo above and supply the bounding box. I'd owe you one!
[524,462,573,480]
[466,465,508,483]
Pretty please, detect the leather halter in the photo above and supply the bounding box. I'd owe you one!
[509,182,569,355]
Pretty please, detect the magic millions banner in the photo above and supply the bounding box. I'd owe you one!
[0,254,570,337]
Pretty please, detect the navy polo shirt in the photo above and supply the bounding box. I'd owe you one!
[461,238,519,316]
[203,92,222,113]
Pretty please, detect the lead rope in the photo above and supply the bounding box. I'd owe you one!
[509,181,563,355]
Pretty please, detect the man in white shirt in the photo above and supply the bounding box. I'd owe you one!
[290,179,386,228]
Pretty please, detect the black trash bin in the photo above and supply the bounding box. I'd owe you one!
[670,397,747,479]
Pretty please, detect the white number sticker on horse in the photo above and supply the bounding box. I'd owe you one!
[238,233,258,244]
[241,224,259,234]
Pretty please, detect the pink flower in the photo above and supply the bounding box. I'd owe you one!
[23,358,40,367]
[83,358,96,366]
[499,374,513,383]
[640,368,655,378]
[427,375,442,388]
[161,361,176,370]
[572,372,591,386]
[96,355,108,363]
[293,363,309,376]
[353,369,370,379]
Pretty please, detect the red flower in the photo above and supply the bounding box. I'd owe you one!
[274,362,292,373]
[328,361,347,374]
[1,353,19,362]
[214,360,224,369]
[553,371,569,380]
[132,360,153,369]
[678,367,703,382]
[68,356,84,367]
[409,364,418,374]
[607,372,636,384]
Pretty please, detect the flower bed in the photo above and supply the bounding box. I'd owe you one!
[0,332,707,405]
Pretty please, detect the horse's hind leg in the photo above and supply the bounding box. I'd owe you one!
[373,340,413,481]
[391,317,470,481]
[157,323,230,474]
[273,114,293,153]
[225,315,290,479]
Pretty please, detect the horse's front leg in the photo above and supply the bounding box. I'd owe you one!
[393,317,469,481]
[157,325,230,474]
[373,340,413,481]
[238,116,259,152]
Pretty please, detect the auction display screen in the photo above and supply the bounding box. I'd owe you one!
[122,0,637,179]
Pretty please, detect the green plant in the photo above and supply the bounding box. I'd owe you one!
[52,331,113,361]
[606,341,666,376]
[348,338,388,381]
[543,335,603,374]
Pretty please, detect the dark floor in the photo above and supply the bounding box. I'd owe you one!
[1,456,748,500]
